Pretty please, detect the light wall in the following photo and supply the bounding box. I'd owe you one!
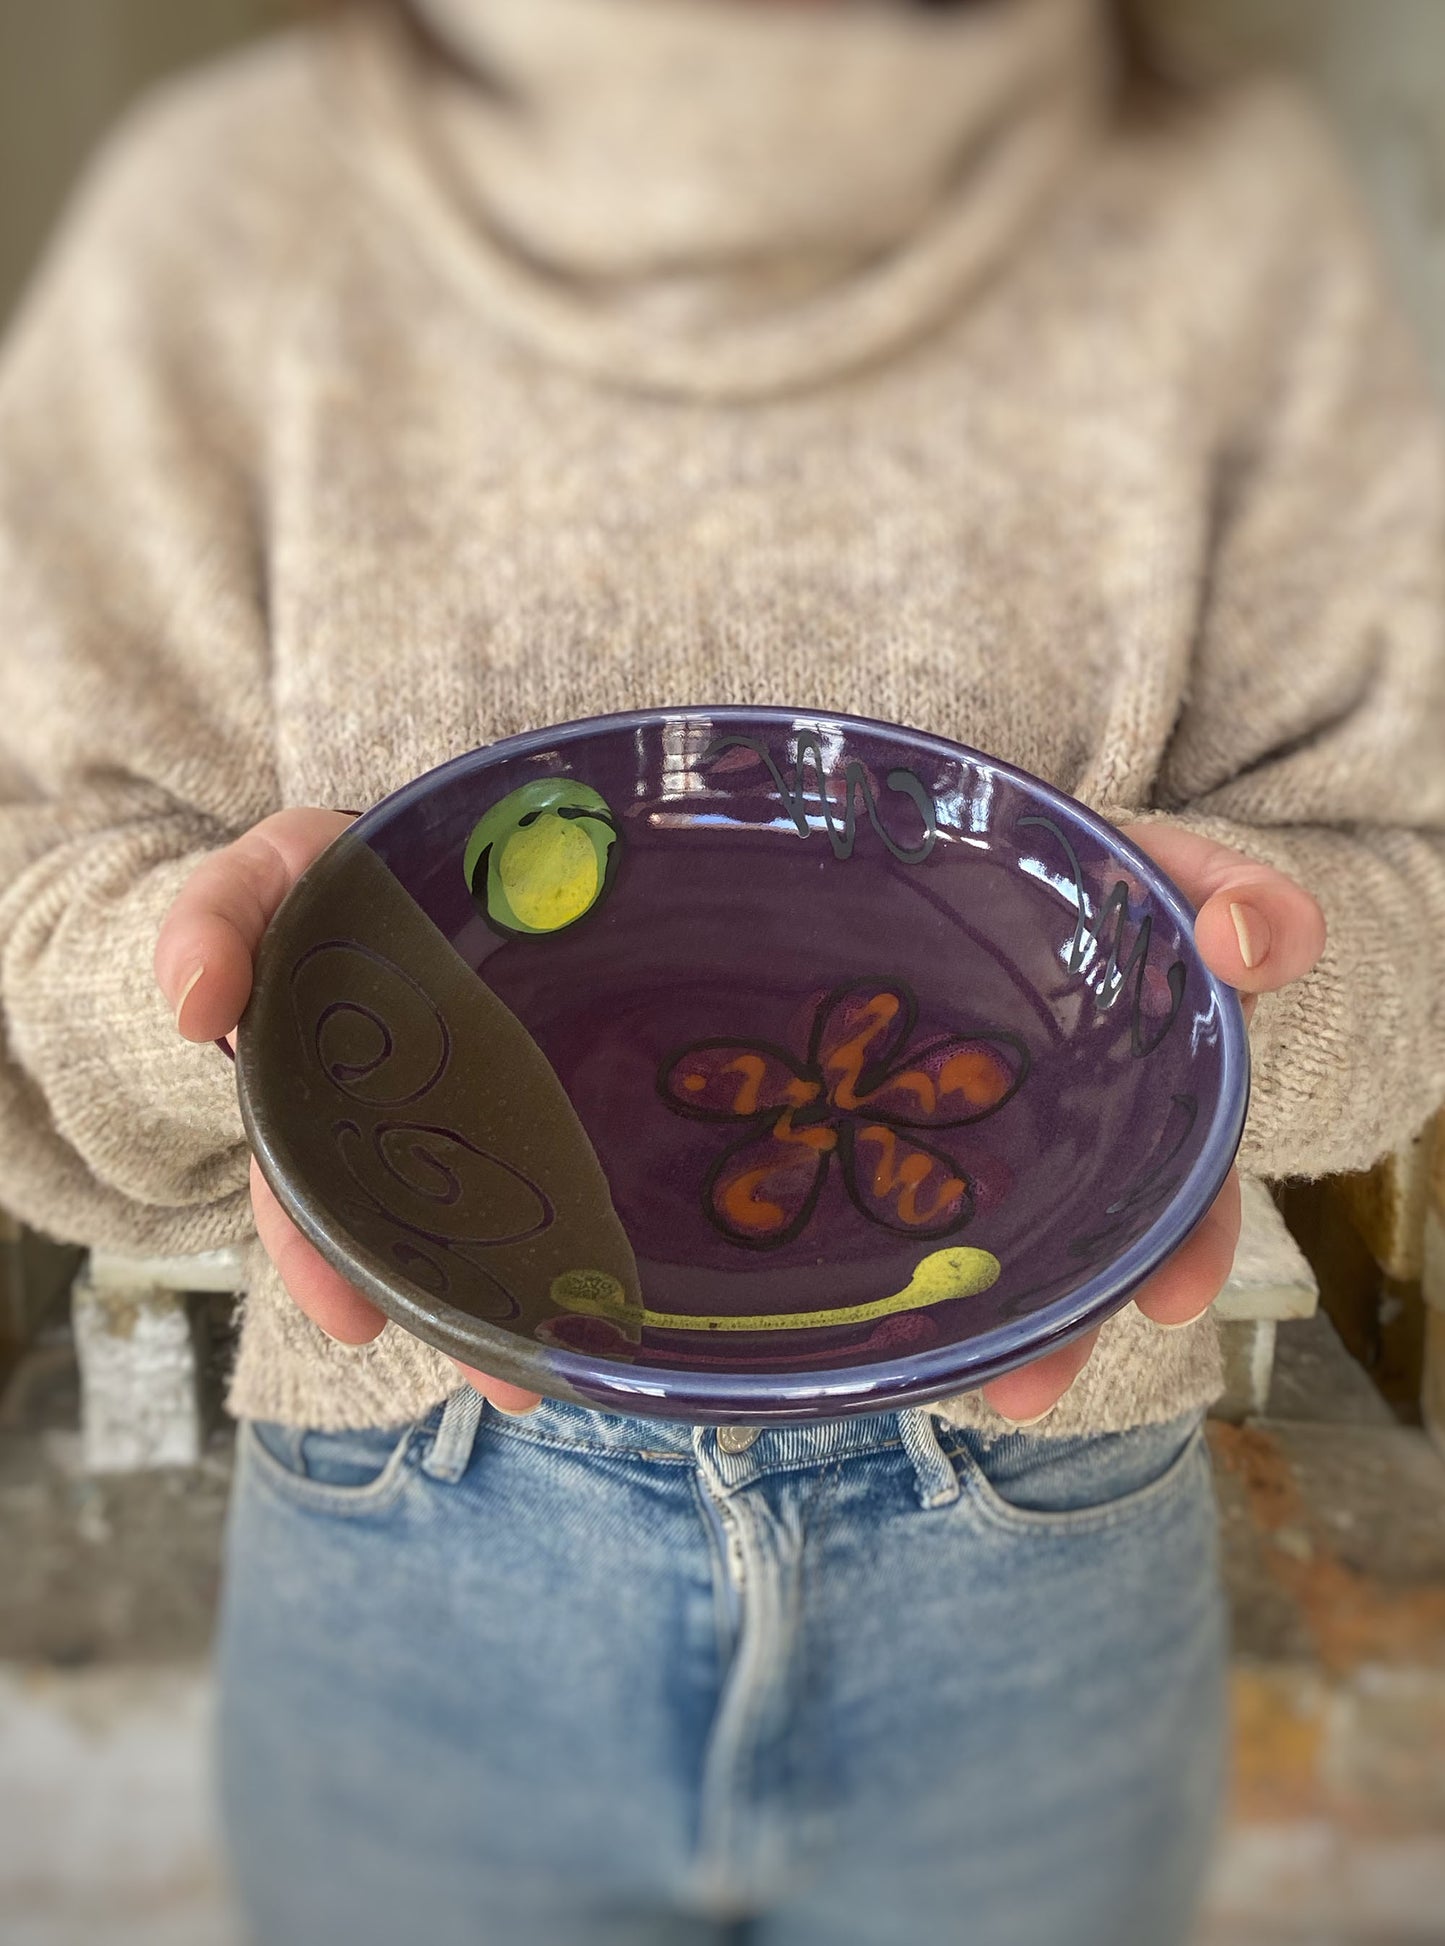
[0,0,290,321]
[2,0,1444,395]
[1145,0,1445,396]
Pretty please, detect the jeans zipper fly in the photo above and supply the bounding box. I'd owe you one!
[699,1483,745,1637]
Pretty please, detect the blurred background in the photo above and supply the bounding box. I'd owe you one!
[2,0,1443,397]
[1,5,1443,1945]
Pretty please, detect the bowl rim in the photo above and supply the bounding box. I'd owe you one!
[239,704,1250,1421]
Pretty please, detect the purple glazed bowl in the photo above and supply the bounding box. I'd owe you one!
[236,708,1248,1423]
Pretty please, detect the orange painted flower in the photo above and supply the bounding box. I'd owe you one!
[658,981,1028,1250]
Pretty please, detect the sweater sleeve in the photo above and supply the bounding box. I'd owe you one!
[1144,111,1445,1182]
[0,88,284,1253]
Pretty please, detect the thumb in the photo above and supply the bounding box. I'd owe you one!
[155,808,355,1041]
[1121,822,1326,997]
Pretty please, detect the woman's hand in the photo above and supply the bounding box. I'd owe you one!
[978,823,1327,1426]
[154,809,543,1416]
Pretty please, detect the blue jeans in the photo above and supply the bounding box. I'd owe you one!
[217,1393,1225,1946]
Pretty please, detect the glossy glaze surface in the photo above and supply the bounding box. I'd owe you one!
[237,708,1248,1421]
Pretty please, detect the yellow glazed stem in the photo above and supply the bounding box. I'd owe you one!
[552,1245,1001,1335]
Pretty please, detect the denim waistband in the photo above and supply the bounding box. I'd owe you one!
[422,1387,965,1508]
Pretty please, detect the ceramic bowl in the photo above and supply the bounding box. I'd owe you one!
[236,708,1248,1423]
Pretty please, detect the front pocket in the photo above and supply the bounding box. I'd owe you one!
[946,1415,1208,1538]
[243,1417,421,1518]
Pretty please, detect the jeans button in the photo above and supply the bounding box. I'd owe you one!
[717,1425,761,1455]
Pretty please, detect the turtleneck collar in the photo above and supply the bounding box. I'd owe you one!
[336,0,1115,399]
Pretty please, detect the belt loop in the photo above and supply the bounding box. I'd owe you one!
[421,1384,484,1483]
[898,1408,963,1510]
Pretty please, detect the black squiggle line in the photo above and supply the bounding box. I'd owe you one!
[702,731,937,864]
[331,1123,526,1319]
[293,938,453,1105]
[334,1122,551,1254]
[1017,814,1186,1059]
[370,1120,555,1240]
[1065,1092,1200,1265]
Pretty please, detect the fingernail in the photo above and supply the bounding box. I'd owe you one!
[1229,902,1270,971]
[1152,1315,1200,1333]
[173,963,205,1032]
[491,1400,541,1418]
[996,1403,1055,1429]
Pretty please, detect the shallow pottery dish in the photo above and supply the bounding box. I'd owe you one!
[236,708,1248,1423]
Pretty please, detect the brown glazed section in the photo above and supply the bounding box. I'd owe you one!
[236,833,641,1394]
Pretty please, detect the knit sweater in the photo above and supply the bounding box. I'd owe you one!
[0,0,1441,1435]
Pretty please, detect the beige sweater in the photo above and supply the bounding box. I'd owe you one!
[0,0,1442,1435]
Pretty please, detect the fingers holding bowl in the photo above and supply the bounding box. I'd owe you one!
[155,809,356,1042]
[249,1158,386,1346]
[981,1325,1102,1427]
[978,1167,1242,1426]
[1130,1166,1242,1330]
[1119,822,1326,999]
[455,1366,542,1415]
[1193,879,1325,1006]
[249,1163,541,1413]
